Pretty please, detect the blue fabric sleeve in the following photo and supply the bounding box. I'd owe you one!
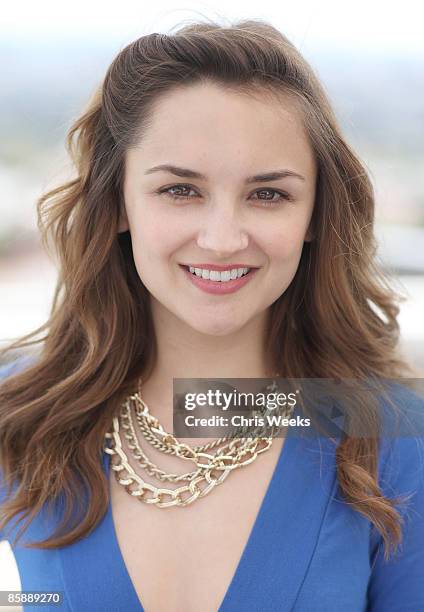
[0,469,4,541]
[0,356,36,541]
[0,468,5,541]
[367,388,424,610]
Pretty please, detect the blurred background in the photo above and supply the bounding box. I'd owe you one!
[0,0,423,603]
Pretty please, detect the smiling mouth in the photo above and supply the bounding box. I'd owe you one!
[179,264,253,282]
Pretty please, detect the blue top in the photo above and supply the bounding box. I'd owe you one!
[1,358,424,611]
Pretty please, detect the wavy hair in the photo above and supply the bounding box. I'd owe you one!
[0,18,415,559]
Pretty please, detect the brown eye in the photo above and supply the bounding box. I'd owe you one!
[158,185,197,200]
[157,184,292,207]
[252,189,291,207]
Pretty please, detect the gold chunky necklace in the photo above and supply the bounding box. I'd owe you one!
[104,376,292,508]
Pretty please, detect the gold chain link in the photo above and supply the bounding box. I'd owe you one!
[103,376,291,508]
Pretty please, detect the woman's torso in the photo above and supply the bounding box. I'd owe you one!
[110,432,287,612]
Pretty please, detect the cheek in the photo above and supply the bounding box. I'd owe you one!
[259,205,313,258]
[264,230,306,264]
[264,232,306,299]
[130,213,185,262]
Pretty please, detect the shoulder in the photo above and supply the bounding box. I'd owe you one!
[368,381,424,557]
[377,381,424,480]
[0,354,39,540]
[367,383,424,607]
[371,382,424,504]
[0,354,38,381]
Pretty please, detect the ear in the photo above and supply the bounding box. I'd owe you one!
[117,205,129,233]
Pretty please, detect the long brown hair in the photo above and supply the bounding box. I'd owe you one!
[0,18,415,559]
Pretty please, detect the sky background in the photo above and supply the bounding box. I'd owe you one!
[1,0,423,57]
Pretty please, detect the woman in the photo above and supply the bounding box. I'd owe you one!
[1,18,423,612]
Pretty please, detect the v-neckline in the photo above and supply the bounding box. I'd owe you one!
[59,418,338,611]
[105,427,295,612]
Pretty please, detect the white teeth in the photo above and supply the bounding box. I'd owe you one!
[186,266,251,282]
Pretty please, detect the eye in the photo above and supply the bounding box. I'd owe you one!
[156,184,292,207]
[251,188,292,207]
[157,184,198,200]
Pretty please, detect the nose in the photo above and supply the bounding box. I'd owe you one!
[196,202,249,256]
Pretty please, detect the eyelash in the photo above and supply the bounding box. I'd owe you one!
[156,184,293,207]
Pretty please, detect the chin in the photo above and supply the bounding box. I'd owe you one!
[186,317,248,337]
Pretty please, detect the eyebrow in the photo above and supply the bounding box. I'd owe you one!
[144,164,306,183]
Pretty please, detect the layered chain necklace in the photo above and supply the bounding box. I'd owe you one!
[104,376,292,508]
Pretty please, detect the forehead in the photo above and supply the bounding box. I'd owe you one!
[128,81,316,180]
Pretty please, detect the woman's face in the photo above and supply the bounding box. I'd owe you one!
[120,81,317,336]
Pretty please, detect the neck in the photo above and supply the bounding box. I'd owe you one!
[139,303,274,424]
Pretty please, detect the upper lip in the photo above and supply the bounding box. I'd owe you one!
[180,263,259,271]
